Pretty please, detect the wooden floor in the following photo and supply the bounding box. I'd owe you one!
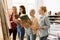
[0,37,39,40]
[16,36,39,40]
[13,35,39,40]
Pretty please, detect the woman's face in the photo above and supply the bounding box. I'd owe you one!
[19,7,23,13]
[30,11,35,17]
[12,8,16,13]
[38,8,44,15]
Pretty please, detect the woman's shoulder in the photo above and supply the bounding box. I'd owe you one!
[44,16,49,21]
[44,16,49,19]
[34,17,38,21]
[34,17,38,20]
[20,14,27,17]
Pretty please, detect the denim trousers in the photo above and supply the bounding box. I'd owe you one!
[17,24,25,40]
[58,38,60,40]
[40,35,48,40]
[26,33,36,40]
[32,34,36,40]
[9,28,17,40]
[26,28,33,40]
[17,24,21,40]
[26,33,33,40]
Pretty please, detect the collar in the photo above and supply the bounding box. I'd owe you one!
[39,15,45,18]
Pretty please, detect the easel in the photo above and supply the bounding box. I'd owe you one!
[0,0,10,40]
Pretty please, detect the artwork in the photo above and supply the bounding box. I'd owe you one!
[19,14,32,28]
[0,0,9,40]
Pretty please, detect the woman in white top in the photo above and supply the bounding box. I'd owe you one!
[17,5,26,40]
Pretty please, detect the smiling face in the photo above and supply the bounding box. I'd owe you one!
[38,8,44,15]
[38,6,47,15]
[12,8,15,12]
[12,6,17,14]
[12,7,16,13]
[19,5,26,14]
[19,7,23,13]
[30,10,35,17]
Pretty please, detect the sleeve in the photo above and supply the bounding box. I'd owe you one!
[43,17,50,29]
[10,15,12,21]
[33,18,38,27]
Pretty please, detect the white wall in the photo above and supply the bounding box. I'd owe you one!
[7,0,43,18]
[7,0,60,14]
[7,0,13,9]
[7,0,38,17]
[35,0,43,17]
[43,0,60,13]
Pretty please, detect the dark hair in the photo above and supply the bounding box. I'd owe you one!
[19,5,26,15]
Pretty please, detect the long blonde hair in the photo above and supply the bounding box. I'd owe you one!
[12,6,17,14]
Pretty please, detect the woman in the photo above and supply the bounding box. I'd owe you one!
[38,6,50,40]
[30,9,38,40]
[25,9,33,40]
[17,5,26,40]
[9,6,18,40]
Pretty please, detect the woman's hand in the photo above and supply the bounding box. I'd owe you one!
[13,19,20,24]
[39,26,44,30]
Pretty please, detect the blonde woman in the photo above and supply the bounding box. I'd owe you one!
[38,6,50,40]
[9,6,18,40]
[30,9,38,40]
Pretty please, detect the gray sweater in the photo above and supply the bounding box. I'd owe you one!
[38,15,50,37]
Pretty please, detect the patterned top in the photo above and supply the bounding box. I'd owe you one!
[10,13,18,30]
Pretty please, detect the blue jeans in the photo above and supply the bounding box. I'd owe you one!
[26,34,33,40]
[32,34,36,40]
[21,28,25,40]
[26,33,36,40]
[17,24,25,40]
[26,28,33,40]
[40,35,48,40]
[58,38,60,40]
[17,24,21,40]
